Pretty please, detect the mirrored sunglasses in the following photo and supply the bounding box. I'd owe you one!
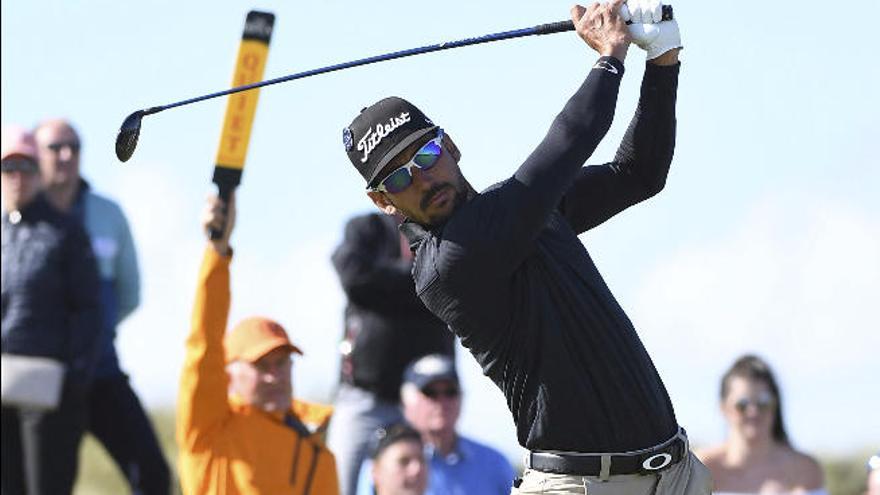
[370,129,444,194]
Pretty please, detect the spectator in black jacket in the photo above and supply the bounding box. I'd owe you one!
[327,212,454,495]
[1,124,102,494]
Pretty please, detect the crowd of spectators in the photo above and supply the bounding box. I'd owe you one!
[1,114,866,495]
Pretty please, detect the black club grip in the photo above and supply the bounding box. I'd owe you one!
[534,20,576,35]
[534,4,673,34]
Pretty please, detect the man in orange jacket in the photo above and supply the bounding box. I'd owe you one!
[177,192,339,495]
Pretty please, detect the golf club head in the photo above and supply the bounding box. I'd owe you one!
[116,110,144,162]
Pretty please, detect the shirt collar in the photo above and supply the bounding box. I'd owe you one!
[399,219,430,251]
[399,218,450,252]
[424,436,469,465]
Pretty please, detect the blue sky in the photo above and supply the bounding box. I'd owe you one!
[3,0,878,461]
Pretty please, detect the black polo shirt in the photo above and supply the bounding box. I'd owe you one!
[401,58,681,452]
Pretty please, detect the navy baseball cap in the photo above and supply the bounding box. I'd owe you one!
[343,97,438,188]
[403,354,458,390]
[368,422,422,460]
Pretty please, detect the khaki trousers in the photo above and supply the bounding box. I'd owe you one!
[511,451,713,495]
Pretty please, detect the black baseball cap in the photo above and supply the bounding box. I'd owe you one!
[403,354,458,391]
[343,97,438,188]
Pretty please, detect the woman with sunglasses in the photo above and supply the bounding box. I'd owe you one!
[697,355,826,494]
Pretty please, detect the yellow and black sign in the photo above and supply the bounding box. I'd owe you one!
[212,10,274,191]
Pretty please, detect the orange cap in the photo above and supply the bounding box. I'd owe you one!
[224,317,303,363]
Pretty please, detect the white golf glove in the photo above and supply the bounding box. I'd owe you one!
[620,0,682,60]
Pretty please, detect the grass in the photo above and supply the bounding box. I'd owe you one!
[74,409,179,495]
[73,410,874,494]
[822,449,874,495]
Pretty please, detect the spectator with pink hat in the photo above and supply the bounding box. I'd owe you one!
[1,124,102,493]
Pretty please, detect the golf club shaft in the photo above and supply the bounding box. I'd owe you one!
[141,7,671,117]
[143,16,628,115]
[142,24,559,116]
[117,7,674,163]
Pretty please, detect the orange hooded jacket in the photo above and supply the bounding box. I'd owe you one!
[177,248,339,495]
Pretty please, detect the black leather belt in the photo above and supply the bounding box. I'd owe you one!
[528,430,687,476]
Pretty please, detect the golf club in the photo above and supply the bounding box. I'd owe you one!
[116,6,673,162]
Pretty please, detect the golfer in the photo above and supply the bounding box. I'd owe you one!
[342,1,710,492]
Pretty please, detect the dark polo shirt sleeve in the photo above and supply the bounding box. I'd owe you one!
[406,60,682,453]
[559,62,681,234]
[447,57,625,275]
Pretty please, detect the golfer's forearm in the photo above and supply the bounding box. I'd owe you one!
[514,56,624,212]
[612,62,680,197]
[468,58,625,270]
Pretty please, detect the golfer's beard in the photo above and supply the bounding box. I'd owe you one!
[421,176,468,225]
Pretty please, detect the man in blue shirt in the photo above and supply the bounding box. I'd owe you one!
[34,118,170,494]
[358,354,514,495]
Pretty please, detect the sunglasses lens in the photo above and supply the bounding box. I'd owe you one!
[734,396,773,413]
[755,396,773,410]
[1,158,38,173]
[424,387,459,399]
[48,142,80,153]
[413,140,441,169]
[381,167,413,194]
[374,131,444,194]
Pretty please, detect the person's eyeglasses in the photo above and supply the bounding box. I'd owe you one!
[369,129,444,194]
[46,141,81,154]
[733,394,775,414]
[0,157,39,174]
[421,385,460,400]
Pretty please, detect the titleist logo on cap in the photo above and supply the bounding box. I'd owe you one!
[358,112,411,163]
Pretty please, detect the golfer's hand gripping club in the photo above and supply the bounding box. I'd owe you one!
[533,4,673,34]
[620,1,681,59]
